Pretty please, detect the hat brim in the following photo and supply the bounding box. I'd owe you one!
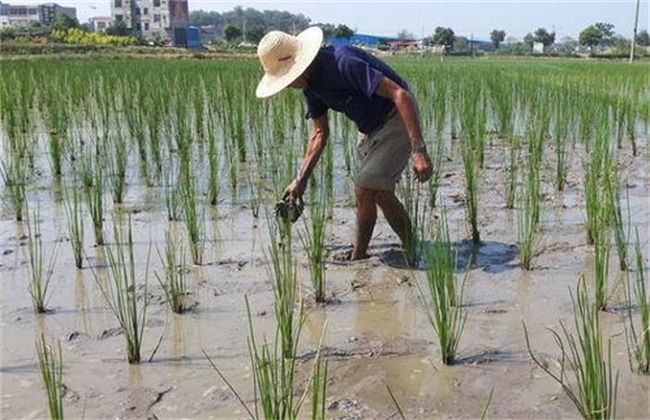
[255,26,323,99]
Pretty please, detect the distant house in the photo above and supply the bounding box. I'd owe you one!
[90,16,112,32]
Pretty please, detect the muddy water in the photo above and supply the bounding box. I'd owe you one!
[2,139,650,419]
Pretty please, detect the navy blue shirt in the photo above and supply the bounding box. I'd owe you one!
[304,45,409,134]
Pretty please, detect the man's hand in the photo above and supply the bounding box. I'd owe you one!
[412,149,433,182]
[282,177,306,201]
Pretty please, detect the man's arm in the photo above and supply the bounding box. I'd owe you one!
[375,76,433,182]
[283,114,330,200]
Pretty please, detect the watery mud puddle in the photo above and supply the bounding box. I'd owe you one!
[2,141,649,419]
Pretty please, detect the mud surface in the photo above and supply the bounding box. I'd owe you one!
[2,137,649,419]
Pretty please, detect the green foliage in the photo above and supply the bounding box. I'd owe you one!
[51,28,138,46]
[490,29,506,49]
[534,27,556,47]
[223,24,242,43]
[105,20,131,37]
[50,13,80,32]
[332,24,354,39]
[637,30,650,47]
[246,25,265,43]
[580,25,604,50]
[433,26,455,53]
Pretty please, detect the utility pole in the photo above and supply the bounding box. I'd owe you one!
[629,0,641,63]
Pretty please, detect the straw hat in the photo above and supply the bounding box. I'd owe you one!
[255,26,323,98]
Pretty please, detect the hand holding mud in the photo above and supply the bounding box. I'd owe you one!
[412,147,433,183]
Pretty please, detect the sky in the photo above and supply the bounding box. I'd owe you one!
[14,0,650,40]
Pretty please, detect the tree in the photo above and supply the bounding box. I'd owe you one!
[533,27,555,48]
[490,29,506,49]
[51,13,81,31]
[433,26,455,53]
[223,24,242,43]
[246,25,265,44]
[523,33,534,48]
[594,22,614,46]
[638,30,650,47]
[579,25,603,53]
[105,20,130,37]
[333,24,354,39]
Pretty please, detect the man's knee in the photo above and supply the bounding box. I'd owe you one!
[355,187,379,208]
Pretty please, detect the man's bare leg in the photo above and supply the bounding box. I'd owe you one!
[376,190,411,246]
[352,186,377,260]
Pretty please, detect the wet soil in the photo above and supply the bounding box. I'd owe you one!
[1,138,649,419]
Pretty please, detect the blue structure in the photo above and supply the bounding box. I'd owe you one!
[187,26,201,48]
[328,33,398,47]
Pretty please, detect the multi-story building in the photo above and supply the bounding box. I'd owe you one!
[0,2,75,27]
[38,3,76,26]
[0,2,39,27]
[111,0,188,43]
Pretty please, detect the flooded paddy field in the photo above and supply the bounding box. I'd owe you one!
[1,57,649,419]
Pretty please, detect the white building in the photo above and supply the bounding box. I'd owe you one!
[0,2,76,27]
[111,0,188,40]
[0,2,39,27]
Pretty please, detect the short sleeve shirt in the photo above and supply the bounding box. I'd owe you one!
[304,45,409,134]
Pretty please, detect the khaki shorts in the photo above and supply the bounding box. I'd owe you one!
[355,110,411,191]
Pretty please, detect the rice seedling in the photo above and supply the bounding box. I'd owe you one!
[386,385,406,420]
[62,181,84,269]
[205,297,317,420]
[91,217,149,364]
[300,183,328,303]
[524,275,619,419]
[80,146,105,246]
[163,159,181,222]
[607,173,629,272]
[35,334,64,420]
[106,129,128,204]
[591,188,612,311]
[178,170,205,266]
[403,172,429,266]
[418,210,467,365]
[517,183,538,271]
[0,155,27,222]
[268,215,303,360]
[624,229,649,374]
[426,134,445,209]
[155,231,188,314]
[310,345,328,420]
[25,204,58,314]
[457,81,483,244]
[460,137,480,244]
[480,388,495,419]
[205,107,221,206]
[552,91,571,192]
